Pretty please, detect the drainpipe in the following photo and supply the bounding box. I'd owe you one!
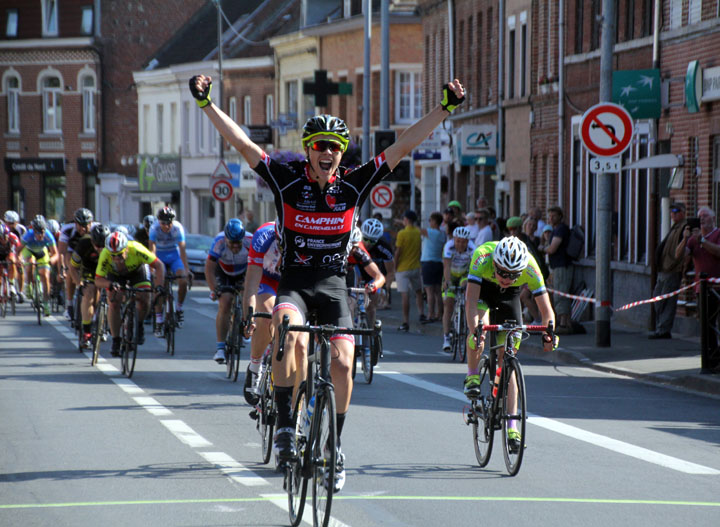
[558,0,565,208]
[649,0,662,332]
[497,0,505,213]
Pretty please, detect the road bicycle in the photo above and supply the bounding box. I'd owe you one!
[26,261,44,326]
[277,314,377,527]
[247,310,275,465]
[465,319,551,476]
[448,283,467,363]
[113,285,148,378]
[349,286,383,384]
[74,281,93,352]
[156,274,182,356]
[49,267,64,313]
[0,262,16,318]
[90,288,109,366]
[217,284,245,381]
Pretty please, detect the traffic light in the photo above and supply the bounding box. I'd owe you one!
[384,159,410,182]
[374,130,396,156]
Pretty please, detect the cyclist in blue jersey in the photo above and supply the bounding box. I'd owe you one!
[191,72,465,491]
[205,218,252,363]
[19,215,60,316]
[149,206,191,335]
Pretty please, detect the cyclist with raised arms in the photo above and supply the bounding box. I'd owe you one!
[359,218,395,328]
[70,224,110,348]
[4,211,27,301]
[204,218,252,364]
[190,72,465,491]
[95,231,165,356]
[149,206,191,334]
[441,225,476,351]
[19,215,60,316]
[58,208,96,323]
[464,236,558,451]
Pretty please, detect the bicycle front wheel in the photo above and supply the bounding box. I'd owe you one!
[473,355,495,467]
[457,306,467,364]
[501,357,527,476]
[312,387,337,527]
[359,316,373,384]
[259,369,276,465]
[35,278,42,326]
[91,301,106,366]
[123,306,138,378]
[287,382,308,526]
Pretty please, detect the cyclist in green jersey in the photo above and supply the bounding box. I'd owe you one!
[464,237,558,445]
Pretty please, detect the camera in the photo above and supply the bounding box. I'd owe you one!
[687,217,700,230]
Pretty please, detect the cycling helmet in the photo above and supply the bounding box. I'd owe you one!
[349,226,362,246]
[493,236,530,272]
[224,218,245,242]
[360,218,383,242]
[157,206,176,222]
[0,223,8,238]
[31,215,47,232]
[105,231,128,254]
[113,225,129,236]
[4,210,19,223]
[453,226,472,240]
[301,114,350,151]
[74,207,93,225]
[47,219,61,234]
[90,224,110,247]
[143,215,156,230]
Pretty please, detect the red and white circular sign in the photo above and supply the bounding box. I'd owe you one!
[212,179,233,201]
[370,184,394,208]
[580,102,634,157]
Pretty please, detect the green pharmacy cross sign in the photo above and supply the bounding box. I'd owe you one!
[303,70,352,108]
[612,69,661,119]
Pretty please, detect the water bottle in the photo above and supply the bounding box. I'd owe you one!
[305,395,316,429]
[492,366,502,398]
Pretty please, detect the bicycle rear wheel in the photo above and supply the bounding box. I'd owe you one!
[230,309,242,382]
[312,387,336,527]
[259,370,276,465]
[287,382,309,526]
[472,355,495,467]
[0,277,7,318]
[35,277,42,326]
[165,299,175,355]
[502,357,527,476]
[91,301,106,366]
[359,316,373,384]
[122,305,138,378]
[457,307,467,364]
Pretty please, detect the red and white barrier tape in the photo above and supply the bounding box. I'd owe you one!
[547,276,720,312]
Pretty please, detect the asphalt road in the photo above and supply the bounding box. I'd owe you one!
[1,286,719,527]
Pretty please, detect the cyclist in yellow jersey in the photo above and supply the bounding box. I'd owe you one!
[95,232,165,356]
[464,237,558,449]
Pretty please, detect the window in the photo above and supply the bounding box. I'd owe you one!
[688,0,702,24]
[520,21,527,97]
[6,76,19,133]
[546,1,553,76]
[6,8,17,37]
[85,173,96,211]
[182,102,190,154]
[713,136,720,218]
[265,94,273,125]
[286,80,298,123]
[81,75,95,133]
[42,0,58,36]
[244,95,252,125]
[228,96,237,122]
[591,0,602,49]
[142,104,150,153]
[197,106,206,152]
[170,103,177,154]
[574,0,584,53]
[44,174,66,221]
[669,0,682,29]
[42,76,62,133]
[396,72,422,123]
[302,77,314,119]
[157,104,164,153]
[625,0,634,40]
[81,6,93,35]
[508,25,516,99]
[641,0,653,37]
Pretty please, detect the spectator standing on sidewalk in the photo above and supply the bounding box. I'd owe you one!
[540,205,574,334]
[509,216,548,323]
[676,206,720,357]
[441,205,462,239]
[649,202,687,339]
[529,207,547,238]
[473,208,493,247]
[420,211,446,322]
[465,212,479,240]
[395,209,426,331]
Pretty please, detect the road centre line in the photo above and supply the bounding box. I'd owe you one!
[378,370,720,476]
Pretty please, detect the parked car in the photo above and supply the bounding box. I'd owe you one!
[185,233,214,279]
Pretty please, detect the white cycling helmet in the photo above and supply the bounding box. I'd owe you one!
[4,210,19,223]
[361,218,383,242]
[453,225,472,240]
[349,227,362,246]
[493,236,530,272]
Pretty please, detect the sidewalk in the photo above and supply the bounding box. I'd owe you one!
[375,290,720,399]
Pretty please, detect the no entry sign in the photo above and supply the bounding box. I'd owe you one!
[370,184,394,208]
[580,102,634,158]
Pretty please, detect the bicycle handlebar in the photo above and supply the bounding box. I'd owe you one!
[482,322,554,333]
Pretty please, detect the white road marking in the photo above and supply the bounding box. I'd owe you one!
[262,493,352,526]
[160,419,213,448]
[133,396,173,416]
[198,452,270,487]
[378,370,720,476]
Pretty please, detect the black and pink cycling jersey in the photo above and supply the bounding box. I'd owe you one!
[253,151,391,275]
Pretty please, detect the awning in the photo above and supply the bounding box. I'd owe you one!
[622,154,684,170]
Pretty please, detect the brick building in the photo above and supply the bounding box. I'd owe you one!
[0,0,205,224]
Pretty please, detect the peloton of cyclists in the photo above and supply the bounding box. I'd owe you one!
[190,71,466,492]
[149,206,191,334]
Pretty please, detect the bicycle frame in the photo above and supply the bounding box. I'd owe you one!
[218,284,244,381]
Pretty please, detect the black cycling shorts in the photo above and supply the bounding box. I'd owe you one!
[106,264,151,288]
[215,266,245,290]
[276,270,352,328]
[479,281,523,325]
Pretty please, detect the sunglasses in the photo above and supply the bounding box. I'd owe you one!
[362,236,376,244]
[494,265,522,281]
[160,220,172,226]
[670,208,682,213]
[309,140,343,153]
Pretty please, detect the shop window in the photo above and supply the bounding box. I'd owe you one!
[44,174,66,221]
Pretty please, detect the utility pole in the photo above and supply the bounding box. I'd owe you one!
[361,0,372,219]
[596,0,616,347]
